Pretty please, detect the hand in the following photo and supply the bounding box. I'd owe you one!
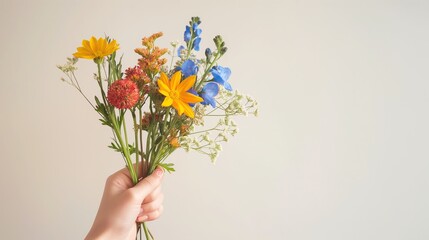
[85,166,164,240]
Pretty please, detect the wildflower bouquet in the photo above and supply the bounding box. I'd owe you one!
[58,17,257,239]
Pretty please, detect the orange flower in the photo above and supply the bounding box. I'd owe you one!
[135,32,168,75]
[169,137,180,148]
[157,71,203,118]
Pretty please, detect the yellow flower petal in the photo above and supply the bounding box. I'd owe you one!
[182,103,195,118]
[180,92,203,103]
[170,71,181,90]
[173,101,184,115]
[76,47,93,55]
[158,72,170,89]
[73,48,93,59]
[82,39,91,50]
[157,76,170,92]
[98,37,106,52]
[159,89,170,97]
[162,96,173,107]
[177,75,196,93]
[109,39,119,52]
[90,36,97,53]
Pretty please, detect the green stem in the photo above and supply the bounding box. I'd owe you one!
[196,53,221,90]
[132,110,140,175]
[96,63,105,98]
[68,72,97,111]
[146,119,152,170]
[121,111,139,183]
[139,108,148,177]
[148,227,154,239]
[205,96,235,115]
[188,127,221,135]
[142,222,151,240]
[111,112,138,183]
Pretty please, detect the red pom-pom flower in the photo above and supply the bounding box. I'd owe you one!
[107,79,140,109]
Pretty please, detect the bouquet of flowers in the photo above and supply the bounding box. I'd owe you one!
[58,17,257,239]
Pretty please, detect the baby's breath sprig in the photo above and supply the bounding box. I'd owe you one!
[57,58,97,110]
[179,85,258,162]
[207,88,258,117]
[180,114,239,163]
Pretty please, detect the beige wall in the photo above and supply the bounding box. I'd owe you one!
[1,0,429,239]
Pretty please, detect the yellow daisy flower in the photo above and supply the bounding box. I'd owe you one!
[158,71,203,118]
[73,36,119,60]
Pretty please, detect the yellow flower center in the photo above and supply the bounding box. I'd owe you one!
[170,90,180,100]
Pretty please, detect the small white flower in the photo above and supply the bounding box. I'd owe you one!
[202,132,210,142]
[170,40,180,47]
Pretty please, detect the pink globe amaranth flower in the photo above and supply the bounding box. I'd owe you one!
[107,79,140,109]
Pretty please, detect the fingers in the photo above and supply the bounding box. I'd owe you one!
[135,187,164,222]
[143,185,162,203]
[128,167,164,201]
[141,191,164,213]
[137,205,164,222]
[135,168,165,222]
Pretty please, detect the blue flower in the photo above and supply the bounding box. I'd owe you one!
[184,26,192,42]
[181,60,198,78]
[200,82,219,108]
[193,37,201,51]
[211,66,232,91]
[193,23,202,36]
[177,45,185,57]
[184,22,202,51]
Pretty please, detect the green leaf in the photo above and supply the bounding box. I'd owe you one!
[128,144,140,156]
[108,141,121,152]
[158,163,175,173]
[95,96,101,106]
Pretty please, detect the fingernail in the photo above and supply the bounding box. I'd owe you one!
[155,168,164,177]
[138,215,148,222]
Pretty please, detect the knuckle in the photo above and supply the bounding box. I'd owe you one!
[105,175,115,186]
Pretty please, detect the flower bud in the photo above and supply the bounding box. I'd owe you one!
[205,48,212,59]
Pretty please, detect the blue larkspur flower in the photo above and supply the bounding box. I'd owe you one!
[193,23,202,36]
[184,22,202,51]
[193,37,201,51]
[211,66,232,91]
[177,45,185,57]
[193,23,202,50]
[184,26,192,42]
[201,82,219,108]
[181,60,199,78]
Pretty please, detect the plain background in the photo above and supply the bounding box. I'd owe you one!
[1,0,428,239]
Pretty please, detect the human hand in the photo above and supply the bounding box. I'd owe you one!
[85,166,164,240]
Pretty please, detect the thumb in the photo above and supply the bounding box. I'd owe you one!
[130,167,164,200]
